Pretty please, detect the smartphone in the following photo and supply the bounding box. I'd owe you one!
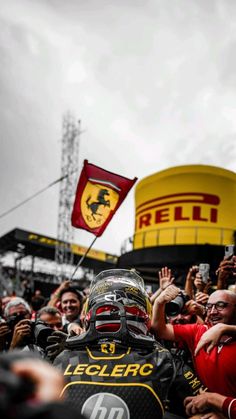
[224,245,235,258]
[198,263,210,284]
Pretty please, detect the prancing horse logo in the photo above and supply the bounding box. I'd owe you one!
[81,182,119,229]
[86,188,110,220]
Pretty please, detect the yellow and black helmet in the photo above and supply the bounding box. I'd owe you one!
[85,269,152,335]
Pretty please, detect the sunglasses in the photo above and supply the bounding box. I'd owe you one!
[44,322,62,328]
[206,301,236,311]
[10,312,29,318]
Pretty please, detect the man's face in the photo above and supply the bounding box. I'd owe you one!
[168,312,193,325]
[61,291,81,322]
[39,312,63,331]
[206,291,236,326]
[7,304,31,319]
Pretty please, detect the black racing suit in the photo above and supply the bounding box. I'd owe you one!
[54,338,175,419]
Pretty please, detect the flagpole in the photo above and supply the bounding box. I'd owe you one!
[71,236,98,280]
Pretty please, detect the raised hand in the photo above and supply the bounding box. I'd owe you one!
[158,267,174,290]
[186,265,199,283]
[216,255,236,289]
[194,272,205,292]
[156,284,180,305]
[195,292,209,306]
[10,319,32,349]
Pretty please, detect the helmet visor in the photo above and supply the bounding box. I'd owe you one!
[86,303,150,335]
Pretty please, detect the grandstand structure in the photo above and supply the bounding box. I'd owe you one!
[0,228,117,296]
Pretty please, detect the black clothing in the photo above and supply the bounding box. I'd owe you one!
[54,339,175,419]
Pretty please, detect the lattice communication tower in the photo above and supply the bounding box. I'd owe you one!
[54,113,80,283]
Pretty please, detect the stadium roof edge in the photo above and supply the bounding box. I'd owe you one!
[0,228,118,270]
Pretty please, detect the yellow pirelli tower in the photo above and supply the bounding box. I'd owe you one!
[118,165,236,285]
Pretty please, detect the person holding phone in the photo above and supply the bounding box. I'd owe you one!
[216,246,236,290]
[194,264,211,307]
[184,265,211,306]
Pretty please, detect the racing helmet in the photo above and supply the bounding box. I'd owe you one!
[85,269,152,336]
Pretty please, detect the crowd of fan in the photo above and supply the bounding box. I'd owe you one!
[0,253,235,419]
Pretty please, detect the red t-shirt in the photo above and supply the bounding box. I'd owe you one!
[223,398,236,419]
[173,323,236,397]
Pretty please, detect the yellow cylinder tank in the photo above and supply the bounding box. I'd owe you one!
[134,165,236,249]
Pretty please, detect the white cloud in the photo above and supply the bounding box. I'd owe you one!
[0,0,236,255]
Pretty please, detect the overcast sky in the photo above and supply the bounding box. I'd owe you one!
[0,0,236,256]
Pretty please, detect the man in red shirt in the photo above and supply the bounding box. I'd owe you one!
[152,287,236,398]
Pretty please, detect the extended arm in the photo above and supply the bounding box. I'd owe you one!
[184,265,198,299]
[151,285,180,340]
[194,323,236,355]
[47,280,71,308]
[216,256,236,290]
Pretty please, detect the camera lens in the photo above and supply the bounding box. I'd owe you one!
[165,294,185,317]
[33,322,53,350]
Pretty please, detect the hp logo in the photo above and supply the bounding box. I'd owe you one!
[82,392,130,419]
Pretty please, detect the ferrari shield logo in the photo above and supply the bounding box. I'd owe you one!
[101,343,116,354]
[81,181,119,229]
[71,159,137,236]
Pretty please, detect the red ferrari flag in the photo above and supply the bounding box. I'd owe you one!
[71,160,137,237]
